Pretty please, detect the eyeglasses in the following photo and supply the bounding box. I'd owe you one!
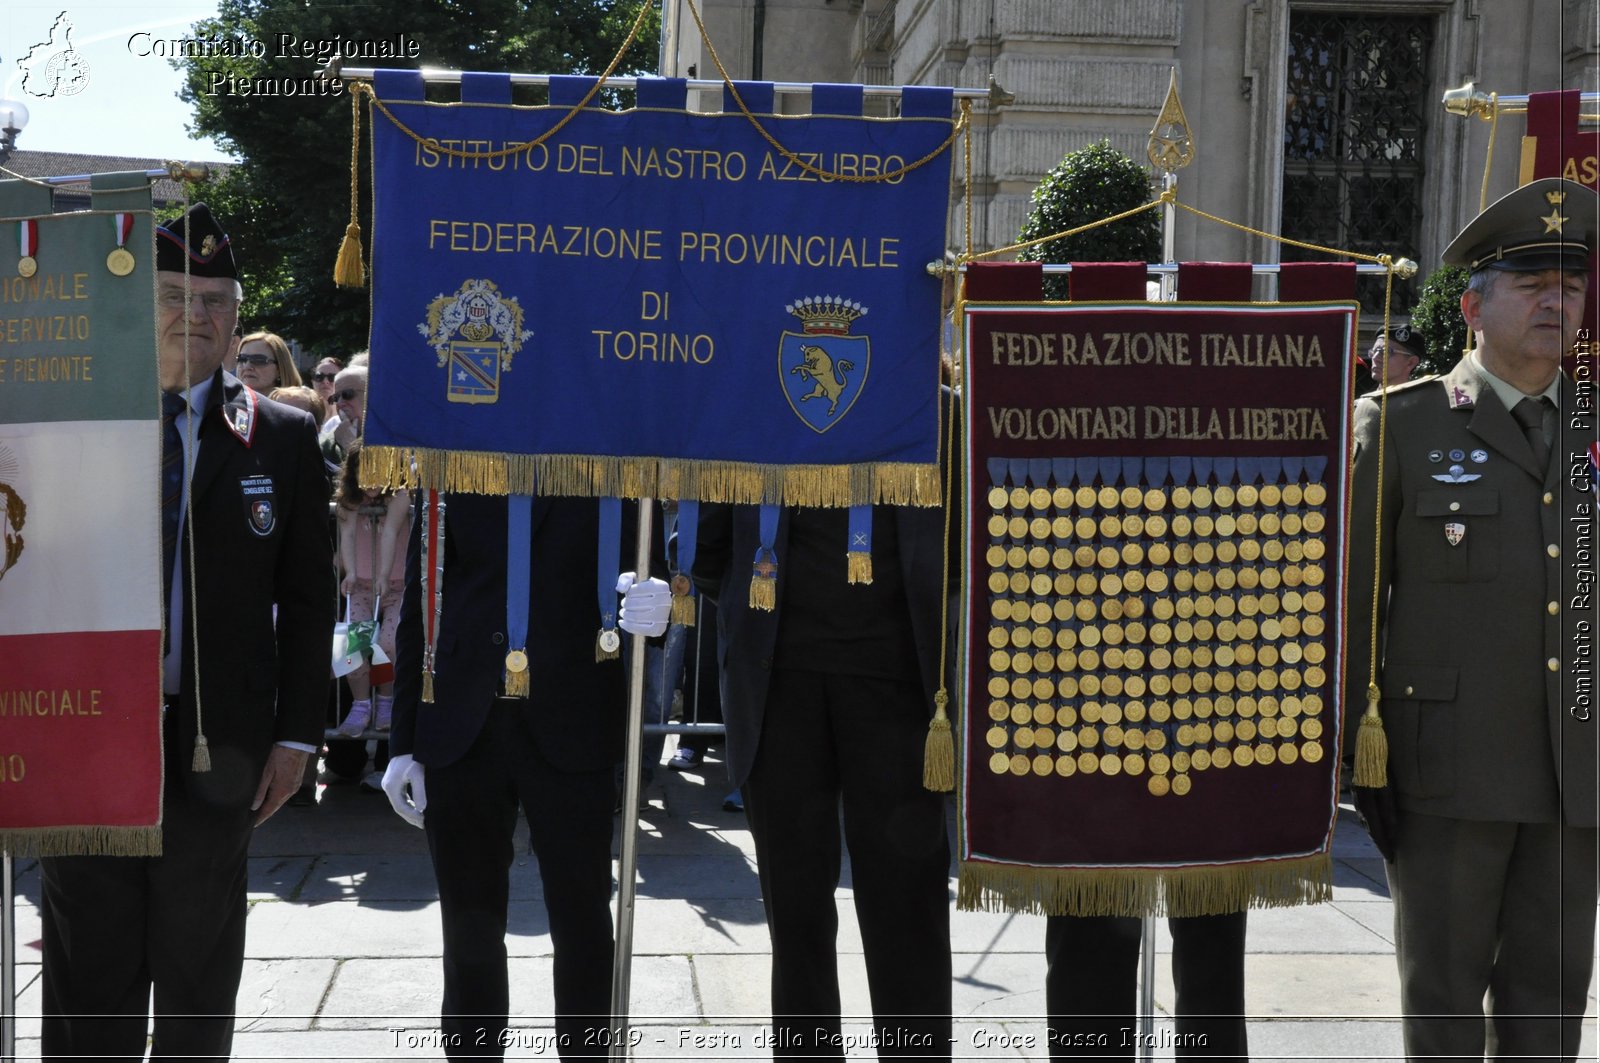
[157,288,238,316]
[337,388,363,402]
[312,372,339,383]
[237,353,274,367]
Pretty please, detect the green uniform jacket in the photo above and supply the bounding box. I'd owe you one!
[1345,357,1596,826]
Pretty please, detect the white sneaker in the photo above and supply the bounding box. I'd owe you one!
[337,700,371,738]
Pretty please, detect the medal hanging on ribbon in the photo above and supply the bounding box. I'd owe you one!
[420,491,445,703]
[595,497,623,661]
[107,213,136,276]
[671,499,699,627]
[17,220,38,278]
[847,504,873,584]
[749,504,780,611]
[504,494,533,696]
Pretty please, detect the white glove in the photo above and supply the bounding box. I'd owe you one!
[616,571,671,637]
[381,753,427,829]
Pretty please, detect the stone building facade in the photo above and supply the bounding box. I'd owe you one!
[668,0,1597,300]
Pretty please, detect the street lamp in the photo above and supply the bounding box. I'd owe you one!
[0,100,29,165]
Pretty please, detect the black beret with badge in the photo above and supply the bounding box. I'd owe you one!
[154,202,237,279]
[1442,177,1596,273]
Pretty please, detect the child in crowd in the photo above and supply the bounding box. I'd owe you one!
[335,442,410,735]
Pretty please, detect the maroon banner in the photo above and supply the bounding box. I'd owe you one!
[1524,90,1599,370]
[958,300,1357,917]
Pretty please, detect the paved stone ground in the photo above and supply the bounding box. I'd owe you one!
[5,743,1596,1061]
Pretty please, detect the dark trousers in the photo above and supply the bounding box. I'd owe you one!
[1045,913,1248,1060]
[423,698,616,1059]
[40,791,253,1062]
[1388,812,1598,1061]
[743,668,952,1059]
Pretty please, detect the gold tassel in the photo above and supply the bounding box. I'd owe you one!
[191,734,212,773]
[670,593,696,627]
[504,666,531,697]
[334,223,365,288]
[422,670,435,703]
[333,86,366,288]
[922,691,955,792]
[847,551,873,584]
[595,630,621,662]
[1352,684,1388,788]
[749,573,776,611]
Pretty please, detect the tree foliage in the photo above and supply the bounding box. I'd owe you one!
[176,0,659,358]
[1408,264,1469,376]
[1017,141,1161,299]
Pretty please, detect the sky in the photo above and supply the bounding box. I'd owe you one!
[2,1,235,162]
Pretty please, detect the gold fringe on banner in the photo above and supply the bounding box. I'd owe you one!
[0,825,164,859]
[361,446,941,507]
[957,853,1332,919]
[422,671,435,704]
[595,630,621,662]
[504,666,530,698]
[846,552,873,584]
[670,593,696,627]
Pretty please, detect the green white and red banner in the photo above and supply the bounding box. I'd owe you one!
[959,296,1356,917]
[0,174,162,856]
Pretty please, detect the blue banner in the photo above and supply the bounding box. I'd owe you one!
[363,71,954,506]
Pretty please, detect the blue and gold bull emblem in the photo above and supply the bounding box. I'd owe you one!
[778,296,870,434]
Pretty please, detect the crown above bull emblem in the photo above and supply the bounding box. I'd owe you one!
[786,296,868,336]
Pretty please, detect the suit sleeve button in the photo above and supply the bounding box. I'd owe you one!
[760,657,772,670]
[492,632,505,645]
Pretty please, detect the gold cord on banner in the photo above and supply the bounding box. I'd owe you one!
[923,102,974,792]
[173,184,213,774]
[337,0,653,276]
[355,0,654,163]
[334,87,367,288]
[1352,264,1399,789]
[681,0,963,185]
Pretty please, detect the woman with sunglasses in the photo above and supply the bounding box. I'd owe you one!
[236,331,302,394]
[310,356,343,405]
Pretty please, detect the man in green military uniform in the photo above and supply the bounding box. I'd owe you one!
[1347,176,1597,1059]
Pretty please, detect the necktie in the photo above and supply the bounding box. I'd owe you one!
[161,391,186,606]
[1511,396,1550,473]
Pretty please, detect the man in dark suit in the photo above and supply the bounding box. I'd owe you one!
[691,421,957,1058]
[38,204,333,1060]
[1348,177,1598,1059]
[381,492,667,1058]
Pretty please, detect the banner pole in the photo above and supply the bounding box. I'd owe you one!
[2,852,14,1062]
[608,499,654,1061]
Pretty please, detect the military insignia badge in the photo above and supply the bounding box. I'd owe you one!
[1450,385,1473,408]
[779,295,870,434]
[1444,521,1465,547]
[240,474,276,537]
[419,279,534,405]
[1432,464,1481,484]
